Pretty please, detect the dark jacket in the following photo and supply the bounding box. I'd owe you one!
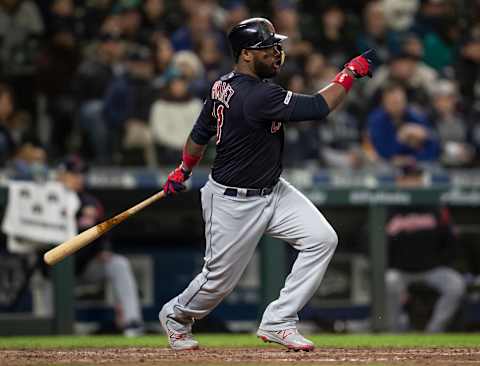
[386,206,457,272]
[368,107,441,161]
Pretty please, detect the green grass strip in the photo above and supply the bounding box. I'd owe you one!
[0,333,479,349]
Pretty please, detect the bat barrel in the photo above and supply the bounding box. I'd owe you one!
[43,190,166,266]
[43,225,102,265]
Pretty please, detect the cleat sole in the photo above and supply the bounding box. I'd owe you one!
[172,345,200,351]
[258,335,314,352]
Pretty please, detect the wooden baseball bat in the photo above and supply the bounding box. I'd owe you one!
[44,190,166,266]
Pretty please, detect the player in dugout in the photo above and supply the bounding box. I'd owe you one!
[160,18,375,351]
[57,155,144,337]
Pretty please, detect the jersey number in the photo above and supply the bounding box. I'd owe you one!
[214,104,225,145]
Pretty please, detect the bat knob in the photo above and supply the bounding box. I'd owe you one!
[44,251,55,265]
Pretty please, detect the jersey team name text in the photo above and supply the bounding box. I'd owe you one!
[211,80,235,108]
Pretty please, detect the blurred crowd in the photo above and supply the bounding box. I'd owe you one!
[1,0,480,170]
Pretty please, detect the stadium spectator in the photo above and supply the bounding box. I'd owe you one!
[98,9,123,37]
[139,0,166,44]
[8,137,47,181]
[203,0,229,31]
[150,75,203,164]
[81,0,115,40]
[36,0,81,158]
[196,34,232,85]
[171,50,207,98]
[170,3,225,53]
[412,0,460,72]
[46,0,81,38]
[401,32,425,60]
[114,0,143,44]
[363,52,438,112]
[319,104,364,169]
[455,13,480,116]
[355,0,402,65]
[0,0,44,121]
[366,83,440,165]
[73,30,126,164]
[307,4,356,68]
[0,83,29,167]
[282,73,321,167]
[381,0,419,32]
[151,35,176,90]
[221,0,250,33]
[429,79,475,167]
[162,0,197,33]
[272,1,312,61]
[385,167,466,332]
[469,107,480,166]
[303,53,339,93]
[103,45,155,164]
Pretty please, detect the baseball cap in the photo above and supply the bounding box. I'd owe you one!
[58,155,89,174]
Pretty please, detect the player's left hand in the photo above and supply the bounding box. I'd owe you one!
[163,164,192,195]
[345,49,376,78]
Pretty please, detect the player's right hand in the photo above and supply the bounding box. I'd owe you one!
[344,49,376,78]
[163,164,191,195]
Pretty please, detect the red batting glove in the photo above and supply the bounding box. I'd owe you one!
[163,164,191,195]
[345,49,375,78]
[332,49,376,92]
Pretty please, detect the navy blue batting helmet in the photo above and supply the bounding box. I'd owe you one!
[228,18,287,59]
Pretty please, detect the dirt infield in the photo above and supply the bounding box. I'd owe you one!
[2,347,480,366]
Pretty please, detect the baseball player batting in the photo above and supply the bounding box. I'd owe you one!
[160,17,375,351]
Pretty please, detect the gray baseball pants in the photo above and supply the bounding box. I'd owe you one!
[386,267,466,332]
[81,254,143,325]
[33,254,142,325]
[161,176,338,331]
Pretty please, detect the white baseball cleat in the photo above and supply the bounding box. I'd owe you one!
[257,328,315,351]
[159,308,199,351]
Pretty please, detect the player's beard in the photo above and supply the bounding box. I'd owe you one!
[253,56,279,79]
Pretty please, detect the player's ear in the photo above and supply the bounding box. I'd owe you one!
[241,49,253,62]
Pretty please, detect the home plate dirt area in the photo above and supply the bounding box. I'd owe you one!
[2,347,480,365]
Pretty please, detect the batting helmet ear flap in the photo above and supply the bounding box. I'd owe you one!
[273,44,286,66]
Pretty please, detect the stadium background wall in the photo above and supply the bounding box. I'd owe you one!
[1,168,480,335]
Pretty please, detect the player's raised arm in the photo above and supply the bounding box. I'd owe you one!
[320,49,375,110]
[286,49,376,122]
